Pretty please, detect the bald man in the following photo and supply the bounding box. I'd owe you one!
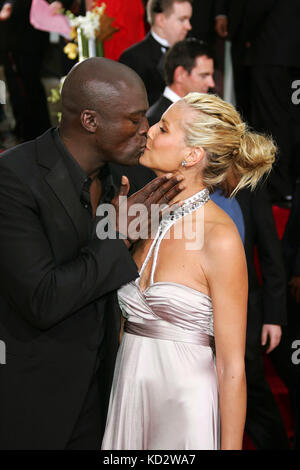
[0,58,183,450]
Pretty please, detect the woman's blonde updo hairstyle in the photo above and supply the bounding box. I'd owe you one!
[182,93,276,195]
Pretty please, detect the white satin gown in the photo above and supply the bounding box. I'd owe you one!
[101,189,220,450]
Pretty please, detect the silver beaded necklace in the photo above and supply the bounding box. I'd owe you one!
[161,188,210,226]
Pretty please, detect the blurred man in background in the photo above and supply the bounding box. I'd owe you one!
[215,0,300,206]
[147,38,214,126]
[119,0,192,106]
[0,0,73,142]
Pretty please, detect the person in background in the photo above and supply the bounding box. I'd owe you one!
[190,0,224,97]
[147,37,215,126]
[188,0,215,44]
[143,38,215,193]
[278,178,300,449]
[215,0,300,206]
[210,187,244,242]
[119,0,192,106]
[0,0,73,142]
[212,183,289,449]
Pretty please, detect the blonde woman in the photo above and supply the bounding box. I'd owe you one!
[101,93,275,450]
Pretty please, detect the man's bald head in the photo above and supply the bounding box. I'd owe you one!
[61,57,146,124]
[59,57,149,169]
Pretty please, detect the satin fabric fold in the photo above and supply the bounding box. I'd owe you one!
[101,282,219,450]
[125,317,214,347]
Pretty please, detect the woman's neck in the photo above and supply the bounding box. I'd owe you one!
[154,170,207,202]
[176,185,207,202]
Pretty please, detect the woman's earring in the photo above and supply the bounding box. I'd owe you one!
[181,160,187,167]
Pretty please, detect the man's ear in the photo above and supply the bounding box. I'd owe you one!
[185,147,206,167]
[173,65,188,85]
[81,110,99,133]
[155,12,165,29]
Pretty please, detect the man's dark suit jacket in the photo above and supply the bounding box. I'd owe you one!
[0,129,139,449]
[236,186,287,356]
[146,95,172,127]
[0,0,46,53]
[215,0,300,66]
[119,33,166,106]
[234,187,289,449]
[190,0,216,44]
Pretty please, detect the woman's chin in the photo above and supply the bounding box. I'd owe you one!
[139,154,162,175]
[139,153,151,167]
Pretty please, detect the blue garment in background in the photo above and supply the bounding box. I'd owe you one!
[211,189,245,243]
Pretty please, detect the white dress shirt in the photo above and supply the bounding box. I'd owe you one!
[163,86,181,103]
[151,30,169,54]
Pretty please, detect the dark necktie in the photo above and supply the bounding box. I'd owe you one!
[157,47,169,79]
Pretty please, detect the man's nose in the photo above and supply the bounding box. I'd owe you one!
[140,116,149,135]
[186,20,192,31]
[209,76,215,88]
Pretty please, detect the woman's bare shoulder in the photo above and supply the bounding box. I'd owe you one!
[203,200,244,256]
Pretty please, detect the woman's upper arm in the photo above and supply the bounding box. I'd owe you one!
[203,225,248,368]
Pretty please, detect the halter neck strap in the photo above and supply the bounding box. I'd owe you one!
[138,188,210,284]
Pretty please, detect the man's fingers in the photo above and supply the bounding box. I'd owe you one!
[266,336,280,354]
[49,1,63,15]
[128,174,185,209]
[0,4,12,20]
[135,173,173,199]
[262,325,282,353]
[111,176,130,208]
[121,174,185,242]
[118,175,130,197]
[261,329,267,346]
[139,174,184,202]
[153,176,184,204]
[265,335,274,353]
[155,182,186,205]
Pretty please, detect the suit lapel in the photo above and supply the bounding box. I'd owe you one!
[160,96,172,112]
[35,129,90,246]
[146,33,164,60]
[146,34,166,76]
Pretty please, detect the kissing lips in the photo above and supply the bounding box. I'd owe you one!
[138,144,147,156]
